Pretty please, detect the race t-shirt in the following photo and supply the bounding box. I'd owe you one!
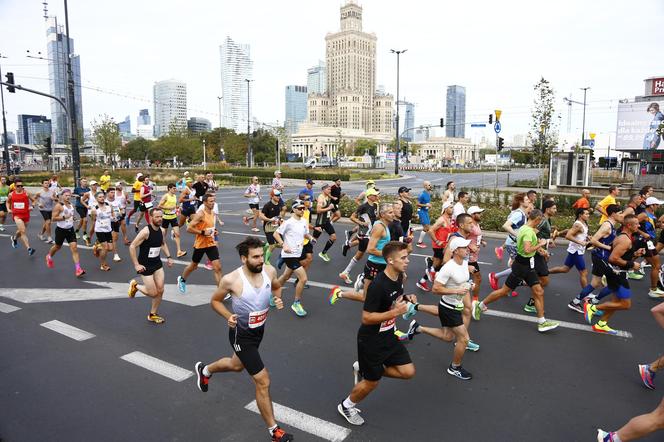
[354,202,377,238]
[276,217,308,258]
[358,272,404,338]
[435,259,470,310]
[417,191,431,214]
[597,195,616,224]
[517,225,538,258]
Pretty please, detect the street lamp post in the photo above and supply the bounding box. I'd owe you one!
[390,49,407,176]
[202,138,206,169]
[217,96,222,129]
[580,87,590,147]
[0,54,10,174]
[245,79,252,167]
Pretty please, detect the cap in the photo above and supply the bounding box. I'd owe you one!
[185,177,193,183]
[467,206,485,215]
[89,180,98,185]
[136,173,143,178]
[183,171,190,176]
[274,170,281,176]
[442,201,453,211]
[366,188,380,197]
[321,184,330,190]
[449,236,471,252]
[366,180,375,186]
[271,189,282,196]
[292,200,305,209]
[646,197,664,206]
[398,186,411,194]
[306,179,315,184]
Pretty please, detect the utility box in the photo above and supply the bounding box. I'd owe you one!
[549,151,591,189]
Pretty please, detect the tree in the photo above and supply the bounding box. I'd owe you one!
[118,137,153,161]
[92,115,122,162]
[354,139,377,156]
[527,77,558,166]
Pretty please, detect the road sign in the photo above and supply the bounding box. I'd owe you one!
[471,123,487,128]
[588,139,595,148]
[495,109,502,121]
[494,121,501,133]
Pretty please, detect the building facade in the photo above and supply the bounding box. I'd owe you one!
[307,61,326,95]
[137,109,151,126]
[46,16,83,145]
[397,101,415,141]
[220,36,253,133]
[17,114,51,144]
[117,115,131,135]
[187,117,212,134]
[153,80,187,137]
[415,136,475,165]
[446,85,466,138]
[285,85,308,134]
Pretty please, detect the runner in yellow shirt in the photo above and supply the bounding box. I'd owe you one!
[99,170,111,192]
[595,185,620,224]
[158,183,187,257]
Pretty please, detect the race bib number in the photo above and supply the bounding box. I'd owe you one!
[148,247,161,258]
[144,201,153,209]
[0,196,6,203]
[248,308,269,328]
[647,240,655,251]
[530,257,535,269]
[379,317,396,333]
[13,202,25,209]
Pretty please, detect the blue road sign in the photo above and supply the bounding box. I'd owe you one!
[494,121,501,133]
[471,123,487,128]
[588,139,595,148]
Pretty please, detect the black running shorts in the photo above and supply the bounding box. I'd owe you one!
[162,218,178,229]
[433,248,444,259]
[534,253,549,277]
[40,210,52,221]
[358,237,369,252]
[192,246,219,264]
[313,221,335,237]
[299,243,313,260]
[591,254,611,278]
[54,226,76,246]
[229,326,265,376]
[283,257,302,270]
[505,257,540,289]
[96,231,113,244]
[265,232,276,245]
[138,263,163,276]
[438,303,464,328]
[357,334,411,382]
[363,261,386,281]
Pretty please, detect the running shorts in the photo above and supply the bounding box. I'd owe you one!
[40,210,52,221]
[357,334,411,382]
[563,252,586,271]
[283,257,302,270]
[635,238,657,258]
[265,232,276,245]
[76,206,88,218]
[54,226,76,246]
[181,206,196,217]
[300,243,313,260]
[433,248,444,259]
[591,254,611,278]
[192,246,219,264]
[13,214,29,223]
[468,261,480,274]
[96,231,113,243]
[111,221,120,233]
[505,256,541,289]
[358,237,369,252]
[313,221,335,237]
[363,261,386,281]
[438,303,464,328]
[139,262,163,276]
[162,218,178,229]
[229,326,265,376]
[249,203,259,210]
[605,270,631,299]
[534,253,549,277]
[0,203,6,212]
[418,210,430,226]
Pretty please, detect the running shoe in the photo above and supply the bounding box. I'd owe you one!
[177,250,187,258]
[46,254,54,269]
[354,273,364,292]
[523,303,536,314]
[427,268,436,282]
[352,360,362,385]
[509,291,518,297]
[407,320,420,340]
[291,301,307,317]
[128,280,138,298]
[0,225,4,232]
[488,272,499,290]
[567,300,584,314]
[537,320,560,333]
[415,242,426,249]
[194,361,209,392]
[342,243,350,256]
[649,288,664,299]
[46,237,54,244]
[592,321,617,335]
[345,229,353,243]
[113,254,122,262]
[277,255,285,269]
[83,235,91,246]
[447,364,472,380]
[147,313,165,324]
[639,364,656,390]
[394,330,408,341]
[339,272,352,285]
[177,276,187,294]
[318,252,331,262]
[596,429,617,442]
[425,256,433,269]
[495,246,504,261]
[10,235,17,248]
[38,233,45,241]
[627,271,644,280]
[466,340,480,352]
[584,301,597,324]
[402,302,418,320]
[415,280,431,292]
[270,426,294,442]
[329,286,342,305]
[251,227,260,232]
[75,267,86,278]
[471,300,484,320]
[27,247,35,256]
[242,216,249,226]
[337,402,364,426]
[204,259,213,270]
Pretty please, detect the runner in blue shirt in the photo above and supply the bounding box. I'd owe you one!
[416,181,433,248]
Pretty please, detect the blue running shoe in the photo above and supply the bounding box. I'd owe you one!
[466,340,480,352]
[402,302,418,320]
[177,276,186,294]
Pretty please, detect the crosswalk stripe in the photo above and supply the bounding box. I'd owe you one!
[120,351,193,382]
[40,320,96,341]
[0,301,21,313]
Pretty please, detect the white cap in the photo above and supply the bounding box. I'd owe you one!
[448,236,471,252]
[442,201,453,211]
[274,170,281,176]
[183,171,190,176]
[467,206,485,215]
[89,180,98,185]
[646,197,664,206]
[136,173,144,178]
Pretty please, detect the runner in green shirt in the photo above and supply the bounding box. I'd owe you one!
[0,176,9,231]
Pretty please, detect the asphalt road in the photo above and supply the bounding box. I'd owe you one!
[1,210,662,441]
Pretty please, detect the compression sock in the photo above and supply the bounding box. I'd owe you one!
[596,287,613,301]
[418,231,426,243]
[577,284,595,301]
[343,257,358,274]
[495,268,512,278]
[323,239,335,253]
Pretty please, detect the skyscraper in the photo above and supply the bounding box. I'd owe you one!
[46,16,83,145]
[446,85,466,138]
[402,101,415,141]
[285,85,308,134]
[153,80,187,137]
[117,115,131,135]
[187,117,211,134]
[17,114,51,144]
[220,36,253,133]
[307,61,326,95]
[137,109,151,126]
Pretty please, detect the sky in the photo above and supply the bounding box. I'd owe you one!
[1,0,663,150]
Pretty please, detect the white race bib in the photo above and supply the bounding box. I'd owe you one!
[248,308,269,328]
[13,202,25,209]
[379,317,396,333]
[144,201,153,209]
[148,247,161,258]
[530,256,535,269]
[647,240,655,251]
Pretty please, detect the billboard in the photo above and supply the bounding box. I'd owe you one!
[652,78,664,96]
[616,101,664,150]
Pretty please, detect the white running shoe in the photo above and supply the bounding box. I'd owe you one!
[113,254,122,262]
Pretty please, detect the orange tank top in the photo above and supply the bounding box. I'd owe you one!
[194,210,216,249]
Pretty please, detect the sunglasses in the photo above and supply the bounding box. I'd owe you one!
[294,207,304,210]
[16,184,23,187]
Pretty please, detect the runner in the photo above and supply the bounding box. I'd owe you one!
[638,300,664,390]
[178,177,197,227]
[415,181,433,248]
[313,184,336,262]
[128,208,174,324]
[242,176,262,232]
[193,236,294,442]
[596,398,664,441]
[442,181,455,205]
[572,189,591,211]
[548,207,591,288]
[347,180,377,244]
[452,191,469,221]
[204,171,218,192]
[523,199,557,313]
[472,209,560,333]
[0,176,9,231]
[114,181,131,245]
[330,178,345,223]
[397,186,413,233]
[595,185,621,224]
[336,241,416,426]
[192,174,209,207]
[259,189,285,264]
[34,179,57,243]
[568,204,622,313]
[106,187,124,262]
[126,173,145,226]
[635,197,664,298]
[406,236,475,380]
[99,169,111,192]
[90,191,114,271]
[273,200,312,316]
[467,206,486,301]
[73,177,90,242]
[136,174,155,231]
[7,179,35,255]
[339,188,379,284]
[82,180,101,245]
[158,183,187,258]
[271,170,284,194]
[177,193,223,293]
[45,189,85,277]
[584,214,645,335]
[416,201,455,292]
[297,194,315,274]
[300,178,315,202]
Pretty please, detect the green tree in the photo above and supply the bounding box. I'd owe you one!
[153,125,202,165]
[92,115,122,162]
[354,139,377,156]
[118,137,153,161]
[527,77,558,166]
[511,149,534,165]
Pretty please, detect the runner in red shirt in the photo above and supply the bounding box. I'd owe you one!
[8,179,35,255]
[416,202,457,291]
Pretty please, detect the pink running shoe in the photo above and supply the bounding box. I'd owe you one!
[46,254,54,269]
[509,291,518,297]
[495,247,504,261]
[489,272,499,290]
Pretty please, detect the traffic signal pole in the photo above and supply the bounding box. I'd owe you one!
[0,62,10,174]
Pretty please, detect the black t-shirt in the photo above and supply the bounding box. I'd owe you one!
[261,200,283,228]
[330,185,342,202]
[400,198,413,224]
[388,220,405,242]
[192,181,209,200]
[355,202,377,237]
[358,271,404,338]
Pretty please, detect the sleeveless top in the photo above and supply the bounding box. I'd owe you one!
[162,193,177,220]
[433,217,456,250]
[368,220,391,265]
[10,191,30,217]
[507,209,527,244]
[640,212,657,241]
[94,204,112,233]
[567,220,588,255]
[56,204,75,229]
[193,209,216,249]
[315,196,332,226]
[232,268,272,332]
[182,187,196,209]
[0,185,9,204]
[615,232,636,270]
[592,221,616,261]
[108,198,122,222]
[138,225,163,267]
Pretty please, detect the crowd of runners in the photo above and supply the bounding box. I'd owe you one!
[2,170,664,441]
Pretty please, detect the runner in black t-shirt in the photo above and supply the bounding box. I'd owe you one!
[398,186,413,233]
[192,174,209,207]
[259,189,285,263]
[336,241,416,426]
[313,184,337,262]
[338,191,379,285]
[330,178,344,223]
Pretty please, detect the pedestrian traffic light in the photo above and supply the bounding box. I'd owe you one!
[488,114,493,124]
[497,137,505,151]
[5,72,15,93]
[44,136,52,155]
[440,118,444,128]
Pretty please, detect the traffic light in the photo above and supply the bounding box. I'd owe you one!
[5,72,15,93]
[44,136,52,156]
[590,150,595,163]
[488,114,493,124]
[497,137,505,151]
[440,118,444,128]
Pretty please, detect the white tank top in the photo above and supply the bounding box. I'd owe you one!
[108,198,122,222]
[56,204,75,229]
[117,191,127,209]
[87,192,99,211]
[94,205,113,233]
[567,220,588,255]
[231,268,272,331]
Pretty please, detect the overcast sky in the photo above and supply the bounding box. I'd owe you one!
[1,0,663,147]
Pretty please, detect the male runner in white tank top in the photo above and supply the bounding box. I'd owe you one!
[45,189,85,277]
[193,236,294,442]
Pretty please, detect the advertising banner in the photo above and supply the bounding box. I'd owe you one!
[616,101,664,150]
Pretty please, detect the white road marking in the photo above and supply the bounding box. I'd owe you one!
[245,400,351,442]
[120,351,193,382]
[484,309,633,338]
[40,320,96,341]
[0,301,21,313]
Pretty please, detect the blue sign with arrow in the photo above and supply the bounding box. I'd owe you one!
[494,121,501,133]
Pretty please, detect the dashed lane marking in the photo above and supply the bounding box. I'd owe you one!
[40,320,96,341]
[120,351,193,382]
[0,301,21,313]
